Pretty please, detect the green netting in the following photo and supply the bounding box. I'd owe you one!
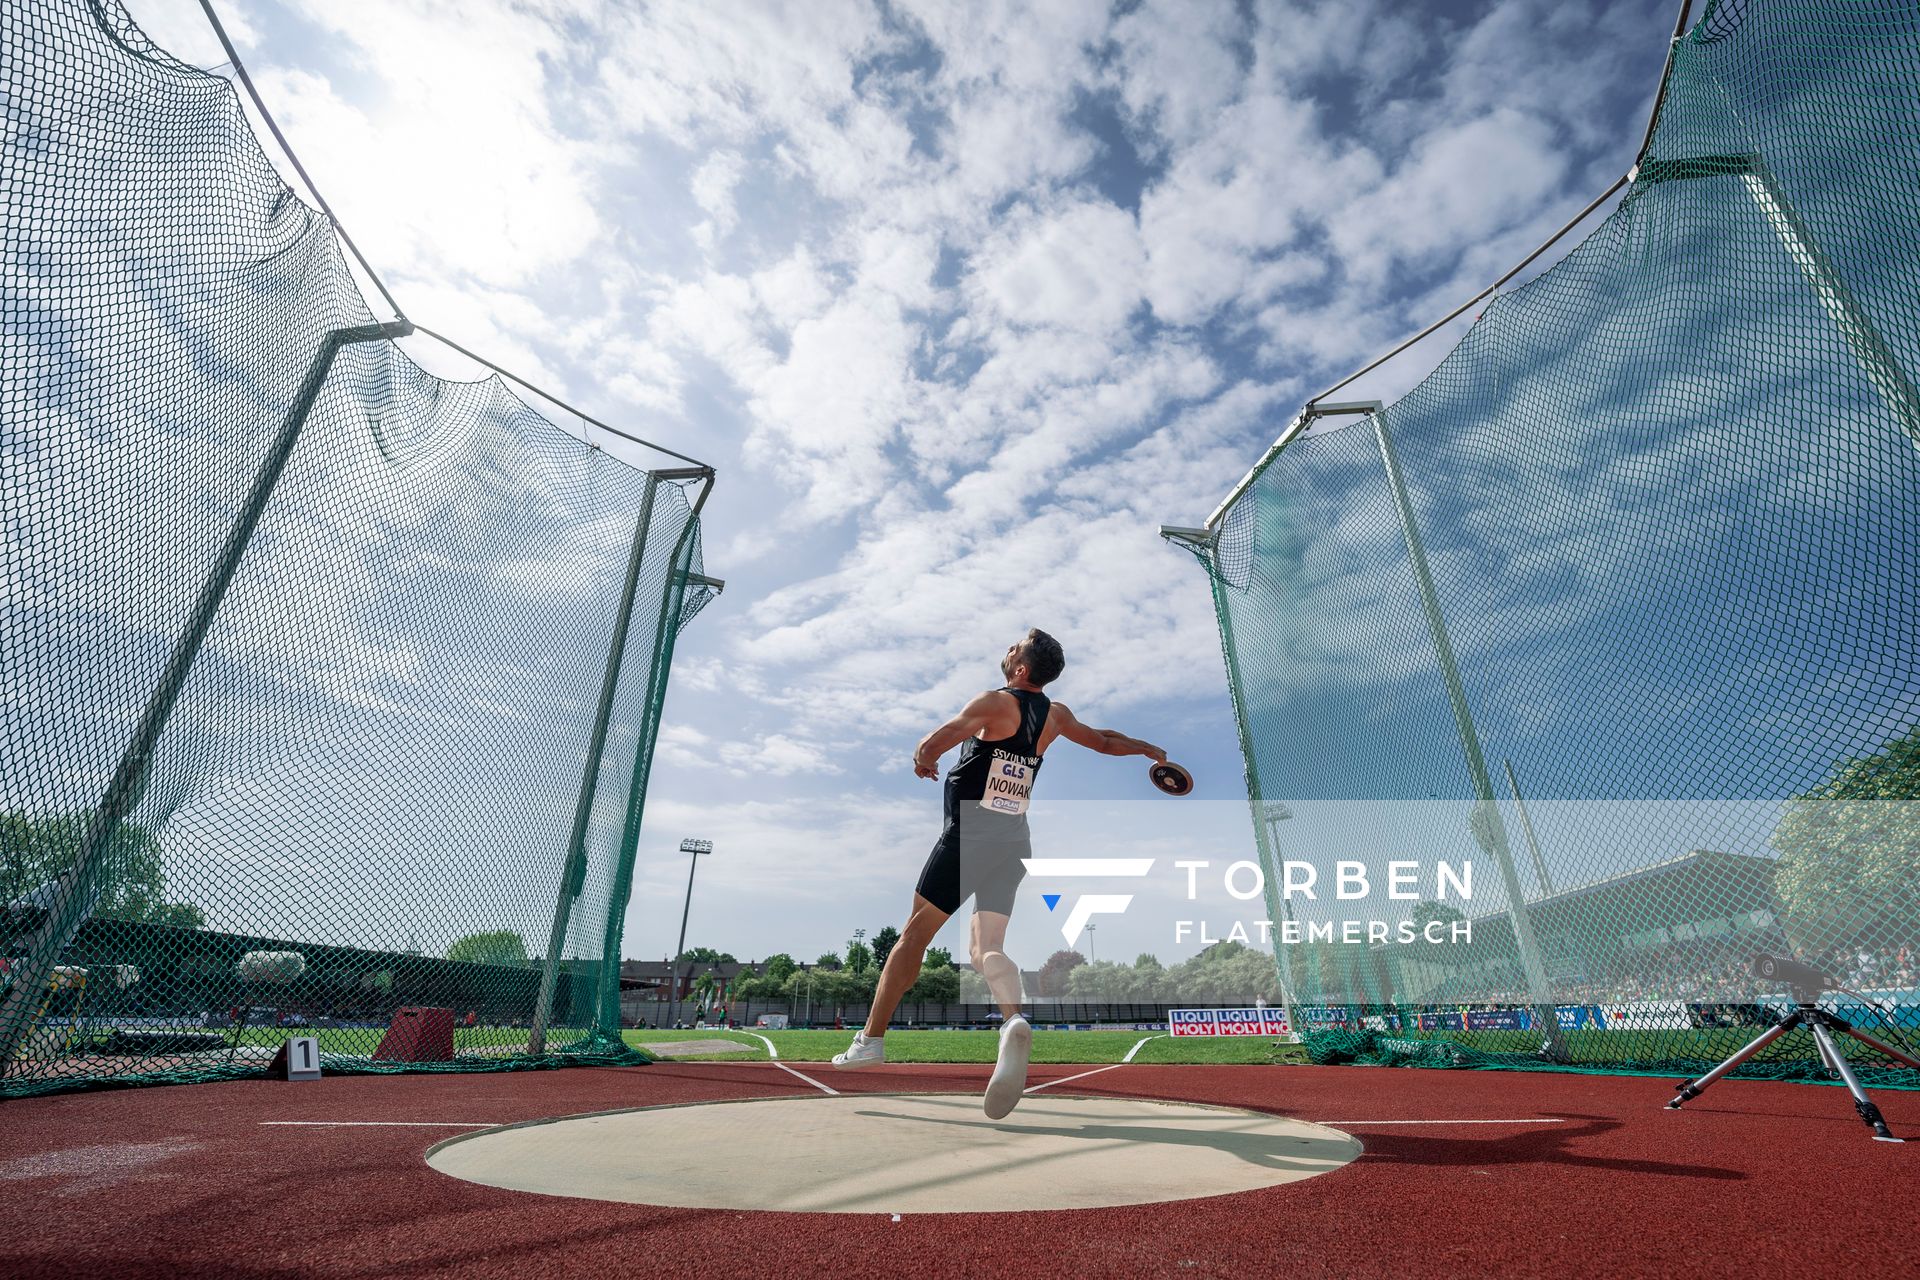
[1188,0,1920,1083]
[0,0,716,1097]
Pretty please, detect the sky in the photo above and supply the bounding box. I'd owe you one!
[111,0,1691,970]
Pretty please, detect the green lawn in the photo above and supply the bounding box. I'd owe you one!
[132,1025,580,1056]
[622,1027,1306,1065]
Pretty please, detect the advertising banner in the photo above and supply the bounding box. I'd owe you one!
[1168,1007,1291,1036]
[1597,1001,1692,1030]
[1298,1005,1351,1026]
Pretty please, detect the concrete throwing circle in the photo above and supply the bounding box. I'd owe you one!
[427,1092,1360,1213]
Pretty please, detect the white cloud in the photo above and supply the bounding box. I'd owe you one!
[1327,108,1571,290]
[718,734,843,778]
[967,198,1147,335]
[689,150,746,251]
[1111,0,1245,150]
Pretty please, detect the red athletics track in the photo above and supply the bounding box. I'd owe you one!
[1,1061,1913,1279]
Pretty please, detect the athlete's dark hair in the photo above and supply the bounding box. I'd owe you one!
[1019,628,1066,686]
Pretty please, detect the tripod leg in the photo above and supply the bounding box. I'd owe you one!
[1810,1022,1904,1143]
[1667,1016,1797,1109]
[1839,1023,1920,1072]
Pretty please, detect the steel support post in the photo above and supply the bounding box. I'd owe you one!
[1373,410,1569,1060]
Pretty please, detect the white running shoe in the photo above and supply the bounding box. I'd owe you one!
[983,1015,1031,1119]
[832,1030,886,1070]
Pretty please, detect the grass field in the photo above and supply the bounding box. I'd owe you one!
[621,1027,1307,1065]
[70,1022,1294,1066]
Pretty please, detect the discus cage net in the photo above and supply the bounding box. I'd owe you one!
[1,0,718,1098]
[1170,0,1920,1083]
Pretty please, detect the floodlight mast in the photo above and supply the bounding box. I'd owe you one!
[670,839,714,1028]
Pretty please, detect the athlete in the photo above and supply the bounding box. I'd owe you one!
[832,628,1167,1119]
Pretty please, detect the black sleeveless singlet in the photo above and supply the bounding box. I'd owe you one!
[943,687,1051,822]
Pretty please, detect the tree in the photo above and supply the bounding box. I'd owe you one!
[909,963,959,1001]
[814,952,843,971]
[139,902,207,930]
[1035,948,1085,996]
[845,939,874,974]
[446,930,529,967]
[872,925,901,971]
[762,952,798,983]
[1772,728,1920,943]
[1,812,205,927]
[1164,940,1282,1004]
[957,968,991,1003]
[675,946,735,964]
[907,944,959,1002]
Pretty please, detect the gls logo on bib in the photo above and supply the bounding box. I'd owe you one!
[979,749,1037,815]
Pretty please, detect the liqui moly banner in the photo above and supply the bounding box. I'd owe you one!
[1597,1001,1692,1030]
[1168,1007,1292,1036]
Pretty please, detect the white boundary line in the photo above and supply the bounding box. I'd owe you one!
[747,1032,779,1059]
[772,1060,839,1095]
[1024,1063,1125,1094]
[259,1120,498,1128]
[1123,1034,1166,1062]
[1314,1118,1566,1126]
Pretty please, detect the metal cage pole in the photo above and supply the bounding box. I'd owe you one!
[1372,408,1570,1060]
[1636,153,1920,448]
[0,321,412,1072]
[529,471,669,1054]
[1261,802,1304,1041]
[595,497,717,1035]
[1192,547,1301,1034]
[1504,758,1557,897]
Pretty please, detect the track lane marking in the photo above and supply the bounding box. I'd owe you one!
[1024,1063,1125,1094]
[260,1121,499,1127]
[1314,1118,1566,1125]
[1123,1034,1165,1062]
[773,1061,839,1095]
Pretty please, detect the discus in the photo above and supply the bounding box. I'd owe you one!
[1148,761,1194,797]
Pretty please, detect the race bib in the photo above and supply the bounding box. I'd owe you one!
[978,749,1037,816]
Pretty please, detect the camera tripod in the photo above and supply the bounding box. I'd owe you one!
[1666,991,1920,1142]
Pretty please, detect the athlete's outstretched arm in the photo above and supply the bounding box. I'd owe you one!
[911,690,1004,779]
[1052,704,1166,762]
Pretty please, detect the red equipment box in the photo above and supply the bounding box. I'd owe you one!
[373,1006,455,1062]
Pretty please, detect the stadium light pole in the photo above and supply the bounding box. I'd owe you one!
[669,838,713,1028]
[1373,407,1570,1062]
[1634,153,1920,450]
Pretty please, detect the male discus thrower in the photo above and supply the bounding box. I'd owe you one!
[1666,954,1920,1142]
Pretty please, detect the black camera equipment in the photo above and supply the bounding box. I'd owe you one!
[1665,954,1920,1142]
